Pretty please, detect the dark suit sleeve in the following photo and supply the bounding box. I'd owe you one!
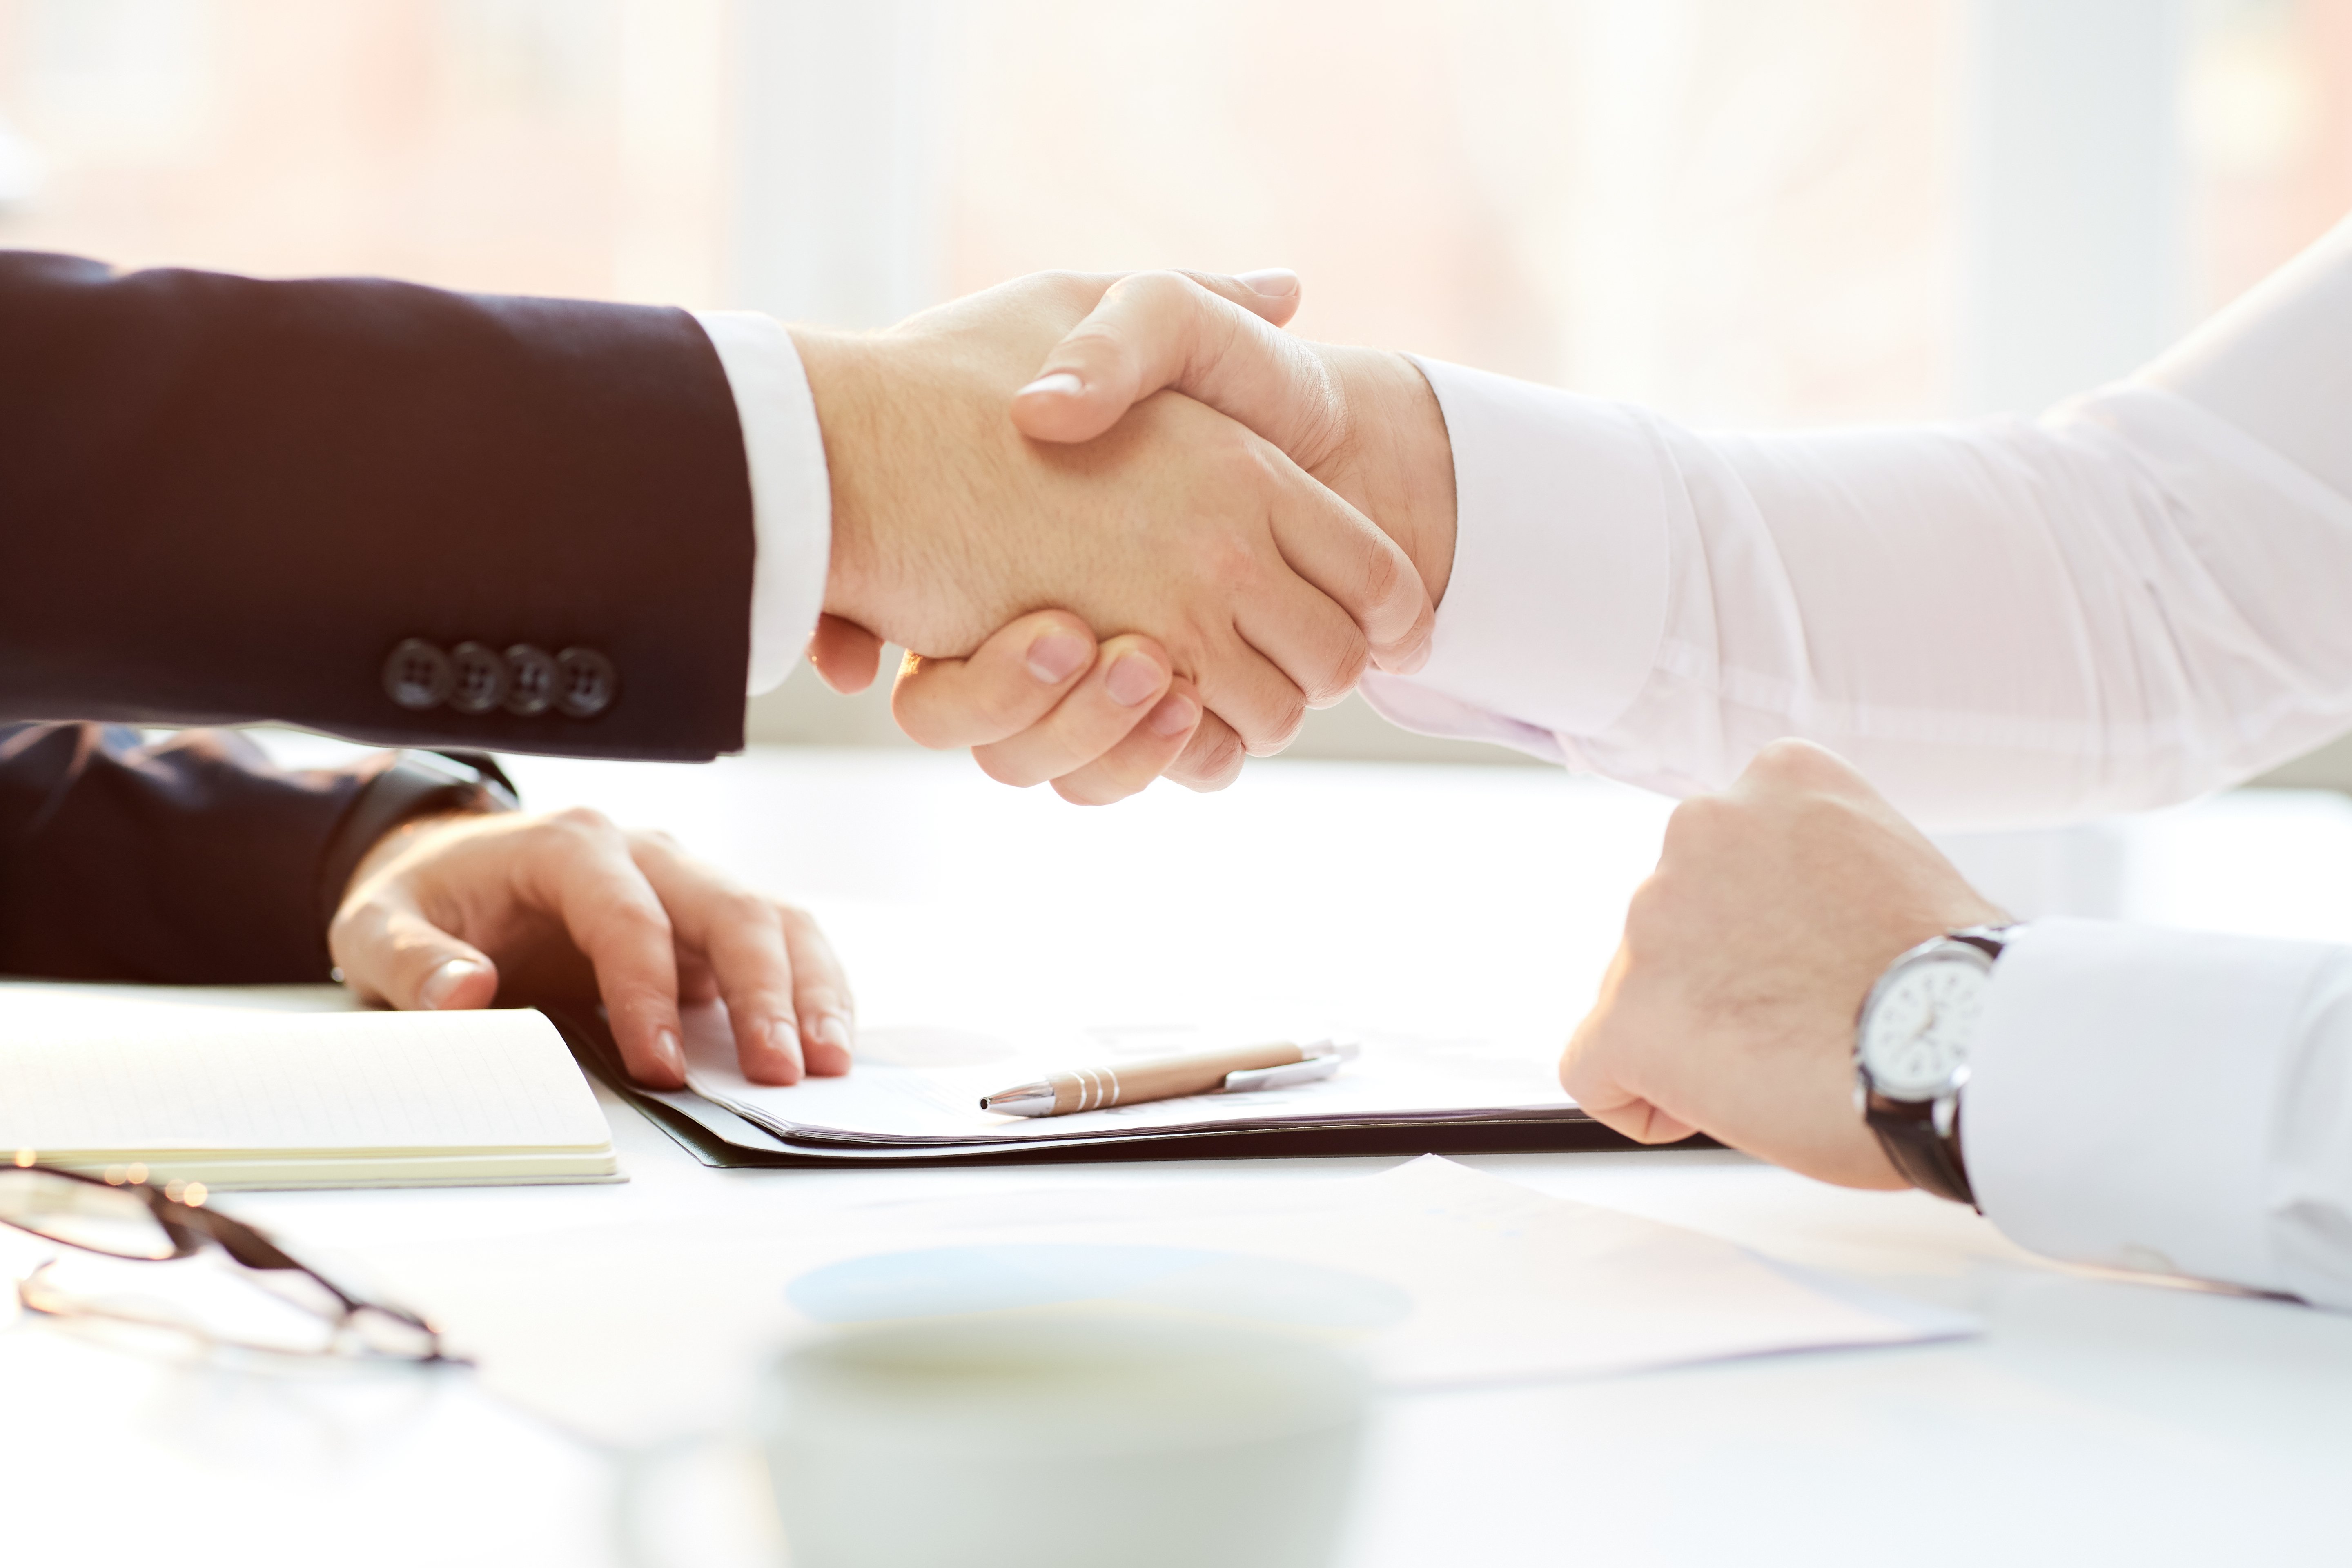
[0,723,434,983]
[0,252,755,760]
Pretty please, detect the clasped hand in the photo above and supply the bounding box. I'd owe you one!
[806,267,1461,800]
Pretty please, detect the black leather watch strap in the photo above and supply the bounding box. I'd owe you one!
[1864,1093,1976,1207]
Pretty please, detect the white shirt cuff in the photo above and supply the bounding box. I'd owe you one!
[1967,918,2337,1294]
[1371,357,1671,738]
[691,310,831,696]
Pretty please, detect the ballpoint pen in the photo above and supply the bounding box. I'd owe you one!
[979,1040,1359,1118]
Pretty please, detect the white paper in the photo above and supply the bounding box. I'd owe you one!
[362,1157,1978,1445]
[0,982,613,1182]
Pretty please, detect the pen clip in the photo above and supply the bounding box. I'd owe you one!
[1218,1041,1359,1095]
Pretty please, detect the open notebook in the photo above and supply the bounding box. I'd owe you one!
[564,1004,1669,1168]
[0,982,617,1188]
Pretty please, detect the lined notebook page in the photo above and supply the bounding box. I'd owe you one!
[0,1005,608,1154]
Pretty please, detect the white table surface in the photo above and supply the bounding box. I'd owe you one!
[9,745,2352,1567]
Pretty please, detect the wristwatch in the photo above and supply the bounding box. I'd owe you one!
[1852,925,2011,1208]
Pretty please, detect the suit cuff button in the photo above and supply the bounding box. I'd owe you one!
[447,641,510,715]
[555,647,618,718]
[503,644,557,716]
[383,639,454,710]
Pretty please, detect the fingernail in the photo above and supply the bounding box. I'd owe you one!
[1105,651,1165,707]
[418,959,483,1010]
[1147,691,1199,737]
[1025,630,1089,684]
[1017,371,1084,399]
[768,1018,805,1073]
[814,1013,854,1051]
[1237,268,1299,297]
[656,1028,684,1079]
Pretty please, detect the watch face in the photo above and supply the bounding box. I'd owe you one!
[1859,955,1988,1099]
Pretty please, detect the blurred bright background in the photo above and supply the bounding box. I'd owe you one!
[2,0,2350,782]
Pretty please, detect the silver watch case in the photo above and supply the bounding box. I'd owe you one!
[1853,929,2006,1135]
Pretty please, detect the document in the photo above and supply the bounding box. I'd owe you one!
[364,1156,1978,1444]
[0,981,617,1187]
[655,1009,1604,1164]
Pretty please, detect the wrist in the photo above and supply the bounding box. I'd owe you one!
[325,751,517,927]
[1316,347,1459,606]
[1853,924,2014,1207]
[343,810,470,903]
[790,327,894,637]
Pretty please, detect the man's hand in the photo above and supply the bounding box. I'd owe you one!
[797,270,1437,762]
[1563,740,2007,1188]
[806,609,1213,802]
[330,810,851,1091]
[891,270,1459,793]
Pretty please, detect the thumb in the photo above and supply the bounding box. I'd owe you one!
[332,900,501,1012]
[1011,270,1344,463]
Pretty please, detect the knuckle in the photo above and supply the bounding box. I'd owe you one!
[549,804,617,840]
[1175,727,1246,790]
[1751,737,1834,784]
[1621,872,1679,941]
[1305,638,1369,706]
[974,748,1048,790]
[1035,270,1093,310]
[606,896,674,942]
[1662,793,1732,852]
[634,827,682,853]
[1247,693,1308,754]
[1120,269,1194,312]
[1051,775,1116,807]
[1195,530,1260,590]
[1355,536,1412,621]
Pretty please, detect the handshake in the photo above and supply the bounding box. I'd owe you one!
[786,269,1461,800]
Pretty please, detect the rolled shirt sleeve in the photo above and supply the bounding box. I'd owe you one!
[692,310,832,697]
[1968,919,2352,1310]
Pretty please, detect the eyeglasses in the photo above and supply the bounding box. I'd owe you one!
[1,1158,454,1365]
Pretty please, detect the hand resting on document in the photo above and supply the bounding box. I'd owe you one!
[873,268,1461,801]
[1564,740,2008,1186]
[331,809,851,1093]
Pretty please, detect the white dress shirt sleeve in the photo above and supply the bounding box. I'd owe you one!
[690,310,832,696]
[1969,920,2352,1310]
[1361,213,2352,834]
[1350,214,2352,1307]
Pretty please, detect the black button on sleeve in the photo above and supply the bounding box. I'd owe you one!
[447,641,510,715]
[555,647,618,718]
[503,644,557,716]
[383,639,453,710]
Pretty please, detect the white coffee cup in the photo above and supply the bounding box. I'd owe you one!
[760,1313,1368,1568]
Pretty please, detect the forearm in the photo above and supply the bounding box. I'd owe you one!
[1363,214,2352,831]
[0,253,755,760]
[0,725,376,982]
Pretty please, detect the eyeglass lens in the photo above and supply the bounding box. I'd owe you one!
[0,1168,177,1261]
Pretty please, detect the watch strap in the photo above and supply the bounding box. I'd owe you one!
[1856,925,2009,1210]
[1863,1092,1976,1207]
